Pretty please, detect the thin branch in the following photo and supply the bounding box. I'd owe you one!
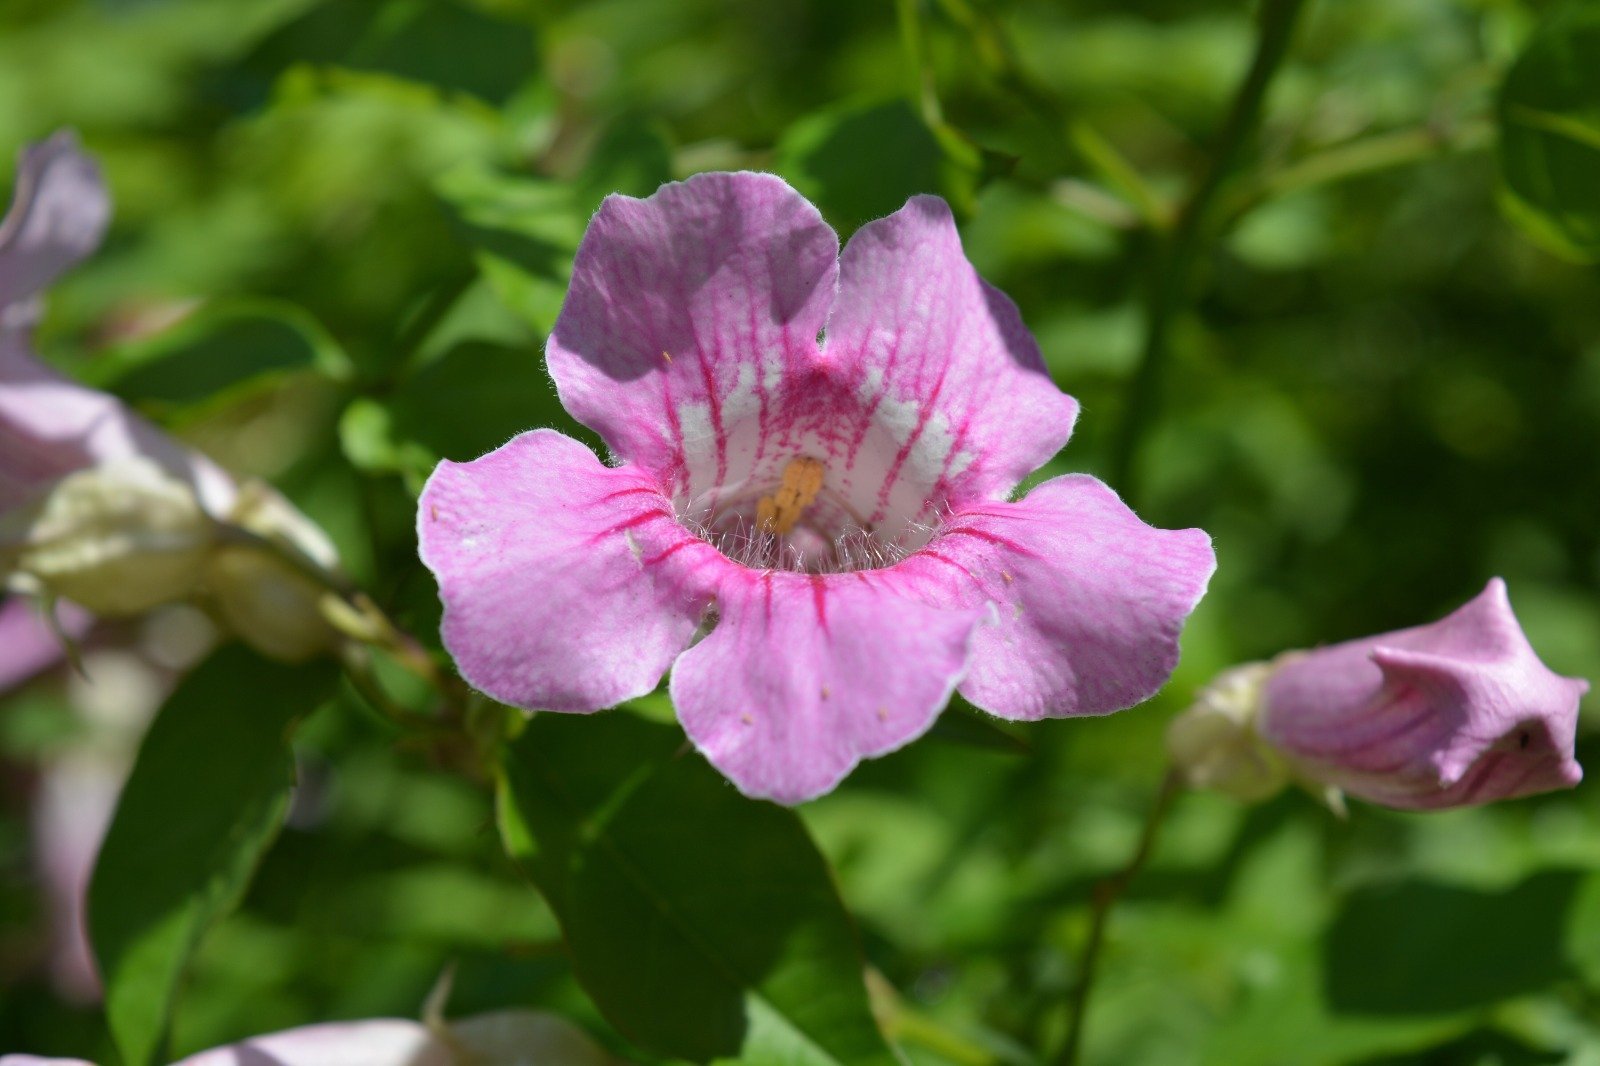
[1056,768,1184,1066]
[1107,0,1309,502]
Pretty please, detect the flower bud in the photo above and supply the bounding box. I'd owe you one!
[1170,580,1586,811]
[1166,662,1289,802]
[1,458,213,615]
[204,480,342,663]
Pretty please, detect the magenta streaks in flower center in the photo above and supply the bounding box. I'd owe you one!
[670,366,959,574]
[418,171,1217,804]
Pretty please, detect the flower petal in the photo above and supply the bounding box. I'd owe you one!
[901,474,1215,721]
[175,1020,453,1066]
[546,171,838,487]
[670,570,980,804]
[0,596,90,693]
[419,429,708,712]
[0,335,236,515]
[1258,579,1586,809]
[0,131,111,312]
[823,195,1079,510]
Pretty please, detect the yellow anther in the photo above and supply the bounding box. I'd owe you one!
[755,457,825,536]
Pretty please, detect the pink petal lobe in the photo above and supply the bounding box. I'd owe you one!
[0,596,92,693]
[898,474,1215,721]
[0,335,236,515]
[547,171,839,486]
[0,130,110,311]
[419,429,708,712]
[1259,578,1586,809]
[824,195,1079,508]
[670,569,981,804]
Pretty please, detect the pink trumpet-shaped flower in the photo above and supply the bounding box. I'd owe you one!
[419,172,1215,804]
[1169,579,1586,810]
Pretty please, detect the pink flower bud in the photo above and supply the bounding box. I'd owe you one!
[1257,579,1585,810]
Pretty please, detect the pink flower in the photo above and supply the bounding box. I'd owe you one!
[0,1010,620,1066]
[419,172,1215,803]
[1169,579,1587,810]
[0,131,341,662]
[0,132,235,549]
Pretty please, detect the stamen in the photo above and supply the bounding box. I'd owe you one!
[755,457,824,536]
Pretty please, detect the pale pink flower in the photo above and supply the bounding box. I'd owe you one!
[419,172,1215,804]
[0,1010,620,1066]
[1169,579,1586,810]
[0,131,339,658]
[0,131,334,1005]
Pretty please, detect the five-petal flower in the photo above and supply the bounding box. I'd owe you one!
[420,172,1216,803]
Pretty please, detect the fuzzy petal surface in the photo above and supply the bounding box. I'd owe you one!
[896,474,1215,721]
[671,569,980,804]
[547,171,838,486]
[823,195,1079,509]
[0,131,110,313]
[419,429,708,712]
[1259,579,1586,809]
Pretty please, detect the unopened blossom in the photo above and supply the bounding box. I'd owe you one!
[0,1010,620,1066]
[0,132,341,1003]
[1168,579,1586,810]
[420,171,1215,804]
[0,131,340,662]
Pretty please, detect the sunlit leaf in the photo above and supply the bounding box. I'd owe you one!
[1497,0,1600,262]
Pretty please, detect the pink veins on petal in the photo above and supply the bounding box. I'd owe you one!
[418,171,1216,804]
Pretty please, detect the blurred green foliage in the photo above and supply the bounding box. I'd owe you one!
[2,0,1599,1063]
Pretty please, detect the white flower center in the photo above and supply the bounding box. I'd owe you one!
[678,454,938,574]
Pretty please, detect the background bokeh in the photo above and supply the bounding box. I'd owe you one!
[2,0,1598,1063]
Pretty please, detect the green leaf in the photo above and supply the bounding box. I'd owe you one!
[88,645,338,1066]
[88,299,350,419]
[775,98,981,233]
[497,713,898,1066]
[391,340,576,466]
[926,698,1030,756]
[574,114,676,216]
[433,118,672,336]
[1497,0,1600,262]
[238,0,540,107]
[1324,870,1585,1016]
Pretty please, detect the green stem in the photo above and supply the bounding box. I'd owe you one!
[1056,768,1184,1066]
[896,0,945,127]
[936,0,1169,229]
[212,520,468,719]
[1107,0,1308,502]
[1225,117,1492,220]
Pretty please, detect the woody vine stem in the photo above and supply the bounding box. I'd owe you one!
[1063,1,1307,1061]
[1107,0,1308,506]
